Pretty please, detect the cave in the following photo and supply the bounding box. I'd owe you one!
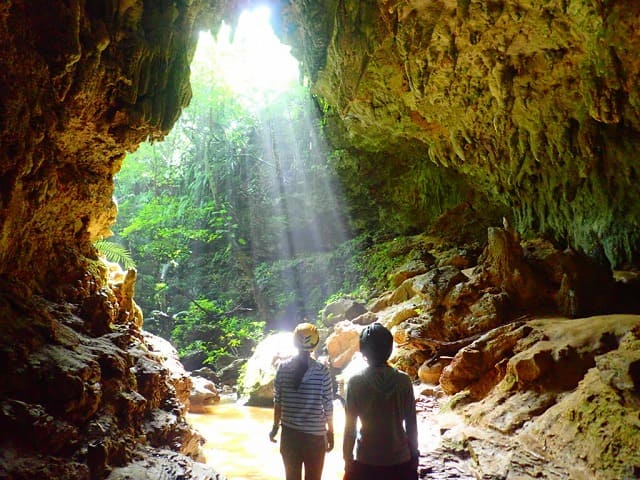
[1,1,639,479]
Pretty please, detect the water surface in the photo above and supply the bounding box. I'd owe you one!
[189,400,346,480]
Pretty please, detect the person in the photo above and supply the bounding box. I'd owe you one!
[342,322,419,480]
[269,322,334,480]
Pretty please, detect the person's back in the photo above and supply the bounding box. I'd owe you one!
[346,364,414,465]
[270,323,334,480]
[343,323,418,480]
[275,355,333,436]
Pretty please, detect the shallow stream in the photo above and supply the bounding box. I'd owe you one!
[188,399,346,480]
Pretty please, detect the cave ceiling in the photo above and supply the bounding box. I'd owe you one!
[273,0,640,267]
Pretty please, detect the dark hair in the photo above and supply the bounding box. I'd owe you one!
[359,323,393,366]
[292,351,310,389]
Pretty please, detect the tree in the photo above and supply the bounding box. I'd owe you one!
[113,29,362,364]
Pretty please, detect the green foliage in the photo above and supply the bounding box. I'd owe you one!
[171,298,265,366]
[94,239,136,269]
[351,234,435,293]
[112,30,364,366]
[252,236,367,321]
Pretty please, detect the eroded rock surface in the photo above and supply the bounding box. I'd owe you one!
[320,223,640,479]
[276,0,640,267]
[0,261,222,479]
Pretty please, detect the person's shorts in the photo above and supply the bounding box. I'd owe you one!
[280,426,326,476]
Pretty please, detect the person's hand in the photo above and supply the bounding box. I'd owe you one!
[326,430,334,451]
[269,424,279,443]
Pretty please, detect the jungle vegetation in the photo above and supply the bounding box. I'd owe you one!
[112,32,370,367]
[110,26,462,368]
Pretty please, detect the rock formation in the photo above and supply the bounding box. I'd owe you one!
[319,223,640,478]
[275,0,640,268]
[0,1,233,477]
[2,0,640,478]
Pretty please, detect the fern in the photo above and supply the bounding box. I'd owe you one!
[94,239,136,269]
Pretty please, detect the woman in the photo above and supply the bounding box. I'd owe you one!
[269,322,334,480]
[343,322,419,480]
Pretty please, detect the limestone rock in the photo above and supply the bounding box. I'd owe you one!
[351,311,378,326]
[322,298,368,325]
[418,358,451,385]
[442,315,640,399]
[390,259,431,287]
[473,227,545,309]
[143,331,193,413]
[515,327,640,479]
[412,266,468,310]
[326,320,362,369]
[388,279,419,305]
[376,300,421,330]
[389,346,431,380]
[367,291,394,313]
[239,332,297,406]
[0,282,207,478]
[218,359,246,387]
[189,377,220,414]
[279,0,640,267]
[447,318,640,480]
[106,447,224,480]
[192,367,220,384]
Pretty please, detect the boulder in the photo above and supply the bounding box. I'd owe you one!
[239,332,297,406]
[390,259,430,287]
[322,299,367,325]
[191,367,220,384]
[441,315,640,398]
[351,311,378,326]
[326,321,362,369]
[376,300,420,329]
[218,359,246,387]
[389,346,430,380]
[180,350,208,372]
[367,291,393,313]
[143,332,192,412]
[189,377,220,414]
[412,266,468,310]
[418,358,452,385]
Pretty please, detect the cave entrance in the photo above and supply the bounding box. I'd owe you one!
[111,6,353,478]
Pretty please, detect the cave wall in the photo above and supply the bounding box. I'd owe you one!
[1,0,640,477]
[275,0,640,267]
[0,1,233,478]
[0,0,222,293]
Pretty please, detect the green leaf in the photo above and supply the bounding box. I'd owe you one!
[94,240,136,269]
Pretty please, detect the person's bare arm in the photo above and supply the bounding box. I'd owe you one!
[343,410,357,463]
[326,415,335,451]
[269,403,281,442]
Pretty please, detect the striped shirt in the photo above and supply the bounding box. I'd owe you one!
[274,356,333,436]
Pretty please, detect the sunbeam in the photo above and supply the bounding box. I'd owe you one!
[197,6,300,107]
[180,7,354,479]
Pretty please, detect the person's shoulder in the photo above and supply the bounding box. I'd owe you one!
[346,369,367,386]
[391,366,412,383]
[392,366,410,377]
[310,358,330,373]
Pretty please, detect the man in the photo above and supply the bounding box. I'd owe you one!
[343,322,419,480]
[270,322,334,480]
